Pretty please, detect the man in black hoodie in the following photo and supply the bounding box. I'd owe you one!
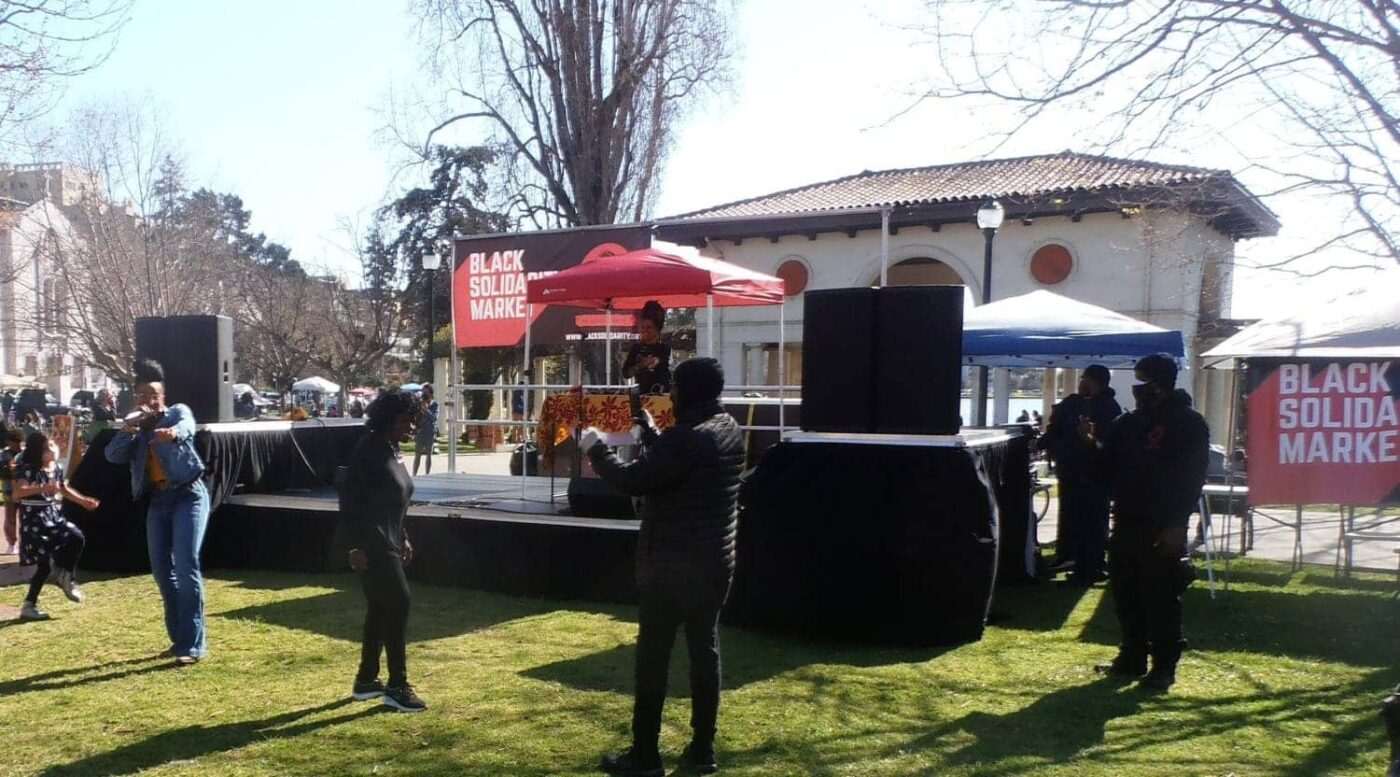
[1087,354,1209,692]
[582,357,744,777]
[1043,364,1121,585]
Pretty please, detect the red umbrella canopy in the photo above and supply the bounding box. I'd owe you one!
[525,248,785,309]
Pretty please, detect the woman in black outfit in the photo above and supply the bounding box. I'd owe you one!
[339,390,426,712]
[622,300,672,394]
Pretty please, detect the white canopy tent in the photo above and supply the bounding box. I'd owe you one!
[1203,271,1400,363]
[292,376,341,394]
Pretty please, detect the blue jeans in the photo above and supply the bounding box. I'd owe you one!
[146,480,210,658]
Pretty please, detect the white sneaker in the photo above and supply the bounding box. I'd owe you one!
[50,569,84,603]
[19,602,49,620]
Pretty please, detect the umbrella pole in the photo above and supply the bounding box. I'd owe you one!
[778,300,786,436]
[707,294,715,357]
[606,305,613,385]
[522,303,532,502]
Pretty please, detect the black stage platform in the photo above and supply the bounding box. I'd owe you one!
[66,418,1032,639]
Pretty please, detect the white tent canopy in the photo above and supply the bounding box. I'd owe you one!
[962,289,1185,368]
[292,376,340,394]
[1203,272,1400,362]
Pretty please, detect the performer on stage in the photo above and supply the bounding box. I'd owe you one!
[622,300,672,394]
[1085,354,1209,692]
[15,433,100,620]
[104,359,211,665]
[582,357,743,776]
[1043,364,1121,585]
[340,390,426,713]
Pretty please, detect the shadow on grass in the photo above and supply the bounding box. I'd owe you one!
[523,626,950,697]
[38,699,382,777]
[1076,583,1400,668]
[0,655,177,696]
[218,572,629,644]
[987,579,1094,632]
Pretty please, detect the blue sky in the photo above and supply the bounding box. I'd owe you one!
[39,0,1390,317]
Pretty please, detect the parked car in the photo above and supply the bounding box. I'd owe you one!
[69,390,96,409]
[16,388,65,419]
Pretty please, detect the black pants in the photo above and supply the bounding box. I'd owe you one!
[26,526,86,604]
[357,553,410,687]
[632,579,731,755]
[1063,482,1110,580]
[1108,522,1187,668]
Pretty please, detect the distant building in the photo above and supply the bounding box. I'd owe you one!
[655,151,1280,440]
[0,163,115,401]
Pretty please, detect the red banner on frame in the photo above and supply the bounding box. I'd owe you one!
[1246,361,1400,506]
[451,226,651,348]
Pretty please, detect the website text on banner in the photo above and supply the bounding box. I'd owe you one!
[1247,361,1400,506]
[451,227,651,348]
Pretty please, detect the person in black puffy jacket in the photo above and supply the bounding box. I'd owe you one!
[1042,364,1121,584]
[1087,354,1209,692]
[582,357,743,777]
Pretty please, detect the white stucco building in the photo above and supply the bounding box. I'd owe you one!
[0,163,114,400]
[655,152,1279,440]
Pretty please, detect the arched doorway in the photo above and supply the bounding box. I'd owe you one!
[884,256,965,287]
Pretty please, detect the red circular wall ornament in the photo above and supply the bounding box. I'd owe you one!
[776,259,809,296]
[1030,244,1074,285]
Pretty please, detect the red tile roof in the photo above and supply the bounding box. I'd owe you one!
[664,151,1275,237]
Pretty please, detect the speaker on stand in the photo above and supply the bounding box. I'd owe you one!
[134,315,235,423]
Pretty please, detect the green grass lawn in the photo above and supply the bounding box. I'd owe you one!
[2,560,1397,776]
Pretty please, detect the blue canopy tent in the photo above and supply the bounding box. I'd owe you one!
[963,290,1185,368]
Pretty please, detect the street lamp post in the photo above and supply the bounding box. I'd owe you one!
[420,248,441,376]
[423,240,458,472]
[973,200,1004,427]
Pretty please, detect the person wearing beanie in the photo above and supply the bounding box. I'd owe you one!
[1082,353,1209,692]
[579,357,743,776]
[621,300,672,394]
[1041,363,1121,585]
[104,359,212,665]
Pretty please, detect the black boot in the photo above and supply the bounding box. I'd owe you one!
[600,747,663,777]
[1382,685,1400,777]
[1095,647,1147,679]
[680,739,718,774]
[1141,640,1187,692]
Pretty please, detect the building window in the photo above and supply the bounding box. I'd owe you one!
[776,259,810,297]
[743,343,803,387]
[23,355,37,376]
[1030,243,1074,285]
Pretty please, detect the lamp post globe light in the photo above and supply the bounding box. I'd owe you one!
[972,200,1003,427]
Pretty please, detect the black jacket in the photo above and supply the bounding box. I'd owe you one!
[338,436,415,558]
[1044,389,1122,484]
[589,399,744,590]
[1102,389,1210,530]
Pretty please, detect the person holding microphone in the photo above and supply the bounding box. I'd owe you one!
[580,357,743,776]
[104,359,211,665]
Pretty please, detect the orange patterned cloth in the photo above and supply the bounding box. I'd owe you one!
[536,391,675,462]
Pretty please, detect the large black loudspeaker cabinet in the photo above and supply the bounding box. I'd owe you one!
[874,285,964,434]
[801,285,964,435]
[134,315,234,424]
[801,288,877,433]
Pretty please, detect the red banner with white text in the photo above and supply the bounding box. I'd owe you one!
[451,226,651,347]
[1246,361,1400,505]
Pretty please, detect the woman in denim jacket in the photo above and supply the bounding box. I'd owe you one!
[104,359,211,665]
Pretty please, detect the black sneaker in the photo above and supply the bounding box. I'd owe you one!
[680,741,719,774]
[382,683,427,712]
[600,747,663,777]
[1139,667,1177,693]
[352,678,385,701]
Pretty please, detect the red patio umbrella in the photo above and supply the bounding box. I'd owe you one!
[525,248,785,308]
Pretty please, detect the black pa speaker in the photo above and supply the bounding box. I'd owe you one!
[801,288,877,433]
[567,476,636,519]
[134,315,234,424]
[874,285,964,434]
